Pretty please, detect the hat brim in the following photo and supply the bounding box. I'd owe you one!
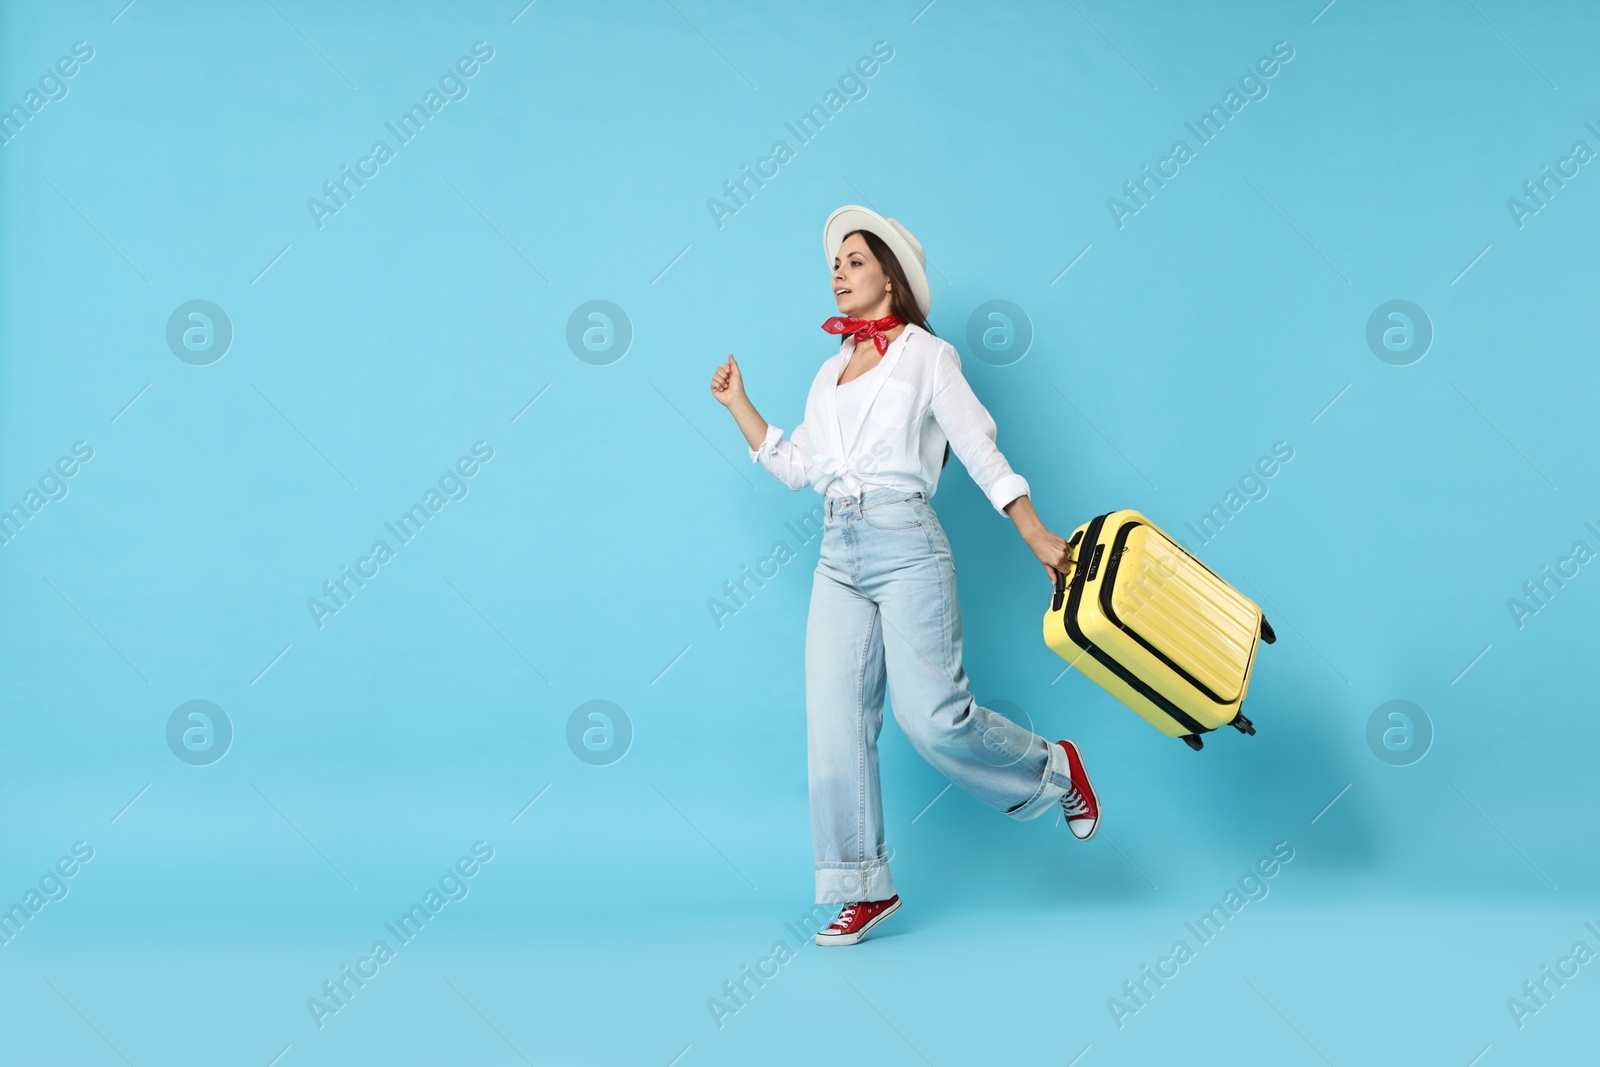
[823,205,931,319]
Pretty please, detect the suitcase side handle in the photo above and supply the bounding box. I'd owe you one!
[1050,530,1084,612]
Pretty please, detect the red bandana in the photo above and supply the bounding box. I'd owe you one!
[822,314,902,355]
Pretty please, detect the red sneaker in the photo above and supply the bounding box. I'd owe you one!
[815,895,901,946]
[1055,740,1100,840]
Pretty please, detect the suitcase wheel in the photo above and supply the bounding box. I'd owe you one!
[1231,713,1256,736]
[1259,616,1276,644]
[1182,734,1204,752]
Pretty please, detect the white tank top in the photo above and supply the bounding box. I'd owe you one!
[829,360,883,498]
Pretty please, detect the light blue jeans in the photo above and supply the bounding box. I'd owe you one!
[806,486,1078,904]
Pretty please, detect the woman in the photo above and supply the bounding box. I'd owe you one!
[709,205,1102,947]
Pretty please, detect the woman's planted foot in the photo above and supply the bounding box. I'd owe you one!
[1055,739,1101,840]
[815,895,901,946]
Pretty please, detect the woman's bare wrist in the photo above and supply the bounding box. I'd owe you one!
[1005,495,1045,536]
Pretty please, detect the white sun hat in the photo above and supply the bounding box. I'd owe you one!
[823,204,931,318]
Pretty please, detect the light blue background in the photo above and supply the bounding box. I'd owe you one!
[2,0,1596,1064]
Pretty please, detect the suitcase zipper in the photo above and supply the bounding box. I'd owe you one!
[1056,514,1211,737]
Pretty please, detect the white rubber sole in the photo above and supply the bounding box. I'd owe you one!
[815,897,901,946]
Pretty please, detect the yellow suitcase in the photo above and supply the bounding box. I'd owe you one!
[1042,509,1275,750]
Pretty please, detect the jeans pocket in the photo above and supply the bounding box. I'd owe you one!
[860,496,923,530]
[915,502,955,566]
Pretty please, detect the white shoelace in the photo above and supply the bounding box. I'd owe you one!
[831,904,859,928]
[1060,784,1090,818]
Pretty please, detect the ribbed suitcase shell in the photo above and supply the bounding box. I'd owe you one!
[1042,509,1270,747]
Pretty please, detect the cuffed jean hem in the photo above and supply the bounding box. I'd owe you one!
[816,860,897,904]
[1003,740,1076,822]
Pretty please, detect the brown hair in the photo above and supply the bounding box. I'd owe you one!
[841,229,949,470]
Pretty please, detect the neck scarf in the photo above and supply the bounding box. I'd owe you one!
[822,313,902,355]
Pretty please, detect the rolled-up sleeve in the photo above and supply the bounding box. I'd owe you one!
[930,344,1030,514]
[749,421,816,491]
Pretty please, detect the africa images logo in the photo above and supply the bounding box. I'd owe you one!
[1105,41,1295,229]
[1107,841,1296,1029]
[306,442,494,630]
[305,841,495,1030]
[306,42,495,230]
[705,40,895,229]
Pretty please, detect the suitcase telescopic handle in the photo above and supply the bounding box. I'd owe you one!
[1050,530,1084,611]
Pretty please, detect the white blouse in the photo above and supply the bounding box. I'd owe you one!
[747,323,1031,514]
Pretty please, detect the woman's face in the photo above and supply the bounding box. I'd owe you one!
[831,233,894,320]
